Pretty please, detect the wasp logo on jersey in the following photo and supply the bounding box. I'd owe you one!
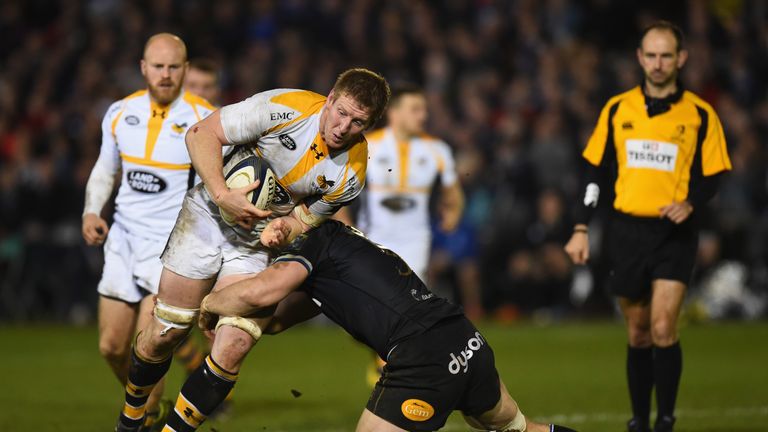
[125,115,140,126]
[126,171,167,193]
[279,134,297,150]
[316,175,335,190]
[171,122,187,134]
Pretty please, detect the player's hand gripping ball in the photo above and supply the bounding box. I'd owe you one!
[220,156,278,226]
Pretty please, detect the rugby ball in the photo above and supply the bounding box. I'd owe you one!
[220,156,277,226]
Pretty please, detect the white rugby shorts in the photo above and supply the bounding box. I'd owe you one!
[161,185,270,280]
[97,222,164,303]
[368,231,431,282]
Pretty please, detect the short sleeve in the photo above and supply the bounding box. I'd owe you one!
[219,92,275,144]
[98,101,122,172]
[437,141,458,186]
[700,108,732,176]
[582,98,621,166]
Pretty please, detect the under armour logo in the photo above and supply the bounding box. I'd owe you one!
[310,143,324,160]
[183,407,194,418]
[152,110,167,119]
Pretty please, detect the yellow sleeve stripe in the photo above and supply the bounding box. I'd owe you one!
[279,133,328,187]
[120,153,191,170]
[111,90,147,137]
[263,91,326,135]
[182,91,215,121]
[111,108,125,138]
[425,140,446,173]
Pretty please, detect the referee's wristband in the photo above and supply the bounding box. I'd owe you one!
[573,227,588,234]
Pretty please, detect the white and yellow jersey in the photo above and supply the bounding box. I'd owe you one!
[219,89,366,221]
[99,90,215,241]
[360,127,457,240]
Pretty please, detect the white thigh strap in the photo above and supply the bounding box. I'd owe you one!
[154,299,199,335]
[216,316,263,341]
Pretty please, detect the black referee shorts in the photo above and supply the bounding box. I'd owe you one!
[366,317,501,431]
[605,212,698,301]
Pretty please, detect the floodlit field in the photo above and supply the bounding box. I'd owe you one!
[1,321,766,431]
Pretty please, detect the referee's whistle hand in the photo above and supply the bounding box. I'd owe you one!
[564,233,590,265]
[659,201,693,224]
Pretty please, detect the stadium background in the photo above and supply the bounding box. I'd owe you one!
[0,1,767,431]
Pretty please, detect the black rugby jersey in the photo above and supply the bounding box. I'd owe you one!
[274,220,463,359]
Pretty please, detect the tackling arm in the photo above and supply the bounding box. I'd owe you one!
[199,261,309,332]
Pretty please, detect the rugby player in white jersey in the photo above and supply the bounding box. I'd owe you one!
[341,84,465,386]
[114,69,390,432]
[82,33,215,430]
[357,84,464,282]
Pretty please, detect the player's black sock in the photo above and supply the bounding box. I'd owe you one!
[117,345,173,429]
[550,424,578,431]
[627,345,654,425]
[654,342,682,420]
[163,355,238,431]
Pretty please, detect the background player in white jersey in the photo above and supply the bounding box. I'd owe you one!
[184,59,221,107]
[81,33,215,430]
[354,84,464,281]
[114,69,390,432]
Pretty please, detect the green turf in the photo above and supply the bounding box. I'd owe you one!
[1,321,766,431]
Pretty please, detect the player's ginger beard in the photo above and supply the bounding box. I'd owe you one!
[142,33,188,106]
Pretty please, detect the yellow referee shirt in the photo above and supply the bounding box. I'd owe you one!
[583,86,731,217]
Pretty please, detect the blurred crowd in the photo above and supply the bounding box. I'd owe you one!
[1,0,767,322]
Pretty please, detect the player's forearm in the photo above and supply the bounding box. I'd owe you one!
[83,158,116,216]
[185,116,227,201]
[440,184,464,230]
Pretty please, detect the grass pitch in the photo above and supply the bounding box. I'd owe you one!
[1,320,766,431]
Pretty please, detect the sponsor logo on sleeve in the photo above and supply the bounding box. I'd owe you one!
[126,171,167,193]
[279,134,297,150]
[401,399,435,422]
[271,112,295,121]
[447,332,486,374]
[625,139,678,172]
[125,115,140,126]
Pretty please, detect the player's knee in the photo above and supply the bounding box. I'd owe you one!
[212,327,255,371]
[651,319,677,346]
[98,337,129,365]
[627,324,652,347]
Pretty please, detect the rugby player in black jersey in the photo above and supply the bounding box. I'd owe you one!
[162,218,576,432]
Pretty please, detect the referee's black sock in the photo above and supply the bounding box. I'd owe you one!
[654,342,682,420]
[117,345,173,429]
[162,355,238,431]
[627,345,654,425]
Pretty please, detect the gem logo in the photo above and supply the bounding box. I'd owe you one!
[126,170,167,193]
[125,115,140,126]
[401,399,434,422]
[279,134,297,150]
[447,332,486,375]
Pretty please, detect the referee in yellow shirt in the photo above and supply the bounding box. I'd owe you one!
[565,21,731,432]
